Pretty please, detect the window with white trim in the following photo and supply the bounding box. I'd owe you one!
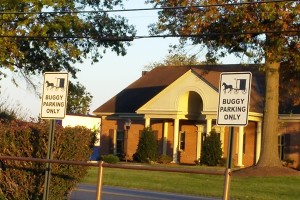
[179,131,186,151]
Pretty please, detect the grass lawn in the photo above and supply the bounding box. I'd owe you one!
[81,165,300,200]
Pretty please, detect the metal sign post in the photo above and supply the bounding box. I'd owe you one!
[222,127,234,200]
[43,119,55,200]
[217,72,252,200]
[41,72,69,200]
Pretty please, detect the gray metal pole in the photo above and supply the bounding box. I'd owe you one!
[223,127,234,200]
[43,119,56,200]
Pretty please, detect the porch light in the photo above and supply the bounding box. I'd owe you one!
[125,119,131,130]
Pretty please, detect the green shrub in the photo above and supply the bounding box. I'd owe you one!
[133,127,158,163]
[158,155,173,164]
[101,154,119,164]
[0,119,96,200]
[218,157,227,167]
[200,129,222,166]
[282,157,295,167]
[217,157,235,167]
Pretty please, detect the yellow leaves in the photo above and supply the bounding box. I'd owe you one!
[48,40,56,49]
[67,46,82,58]
[41,0,55,6]
[0,32,25,71]
[52,42,82,58]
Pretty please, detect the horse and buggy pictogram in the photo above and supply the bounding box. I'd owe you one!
[222,78,247,94]
[45,78,66,91]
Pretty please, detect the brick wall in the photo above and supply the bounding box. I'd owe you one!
[243,121,257,166]
[179,123,198,164]
[101,118,265,167]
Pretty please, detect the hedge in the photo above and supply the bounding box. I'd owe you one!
[0,119,97,200]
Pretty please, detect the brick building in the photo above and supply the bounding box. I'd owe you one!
[93,65,300,169]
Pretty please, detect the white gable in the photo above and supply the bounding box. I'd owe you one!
[137,70,219,118]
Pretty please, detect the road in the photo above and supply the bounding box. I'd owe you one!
[70,184,220,200]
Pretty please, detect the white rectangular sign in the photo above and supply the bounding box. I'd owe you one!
[41,72,69,119]
[217,72,252,126]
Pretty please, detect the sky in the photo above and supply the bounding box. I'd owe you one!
[0,1,238,119]
[0,1,176,119]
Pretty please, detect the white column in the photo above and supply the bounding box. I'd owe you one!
[172,118,180,163]
[196,125,204,160]
[145,117,150,128]
[237,126,244,167]
[256,121,262,163]
[163,121,169,155]
[206,118,212,135]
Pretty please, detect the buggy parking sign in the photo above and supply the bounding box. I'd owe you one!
[217,72,252,126]
[41,72,69,119]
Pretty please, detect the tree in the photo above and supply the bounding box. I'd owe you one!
[200,129,222,166]
[147,0,300,168]
[133,127,158,163]
[144,52,203,70]
[0,1,136,80]
[67,81,93,115]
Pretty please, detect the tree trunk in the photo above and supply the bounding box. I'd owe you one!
[256,60,282,167]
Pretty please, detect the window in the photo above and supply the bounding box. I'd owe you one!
[139,130,143,139]
[278,134,287,161]
[108,129,115,154]
[179,132,186,151]
[153,130,159,143]
[116,131,124,156]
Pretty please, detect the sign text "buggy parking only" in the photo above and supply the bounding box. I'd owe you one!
[41,72,69,119]
[217,72,252,126]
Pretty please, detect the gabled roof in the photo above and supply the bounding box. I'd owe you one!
[93,64,265,115]
[93,66,190,114]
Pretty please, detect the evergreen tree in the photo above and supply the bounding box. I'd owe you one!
[200,129,222,166]
[134,127,158,163]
